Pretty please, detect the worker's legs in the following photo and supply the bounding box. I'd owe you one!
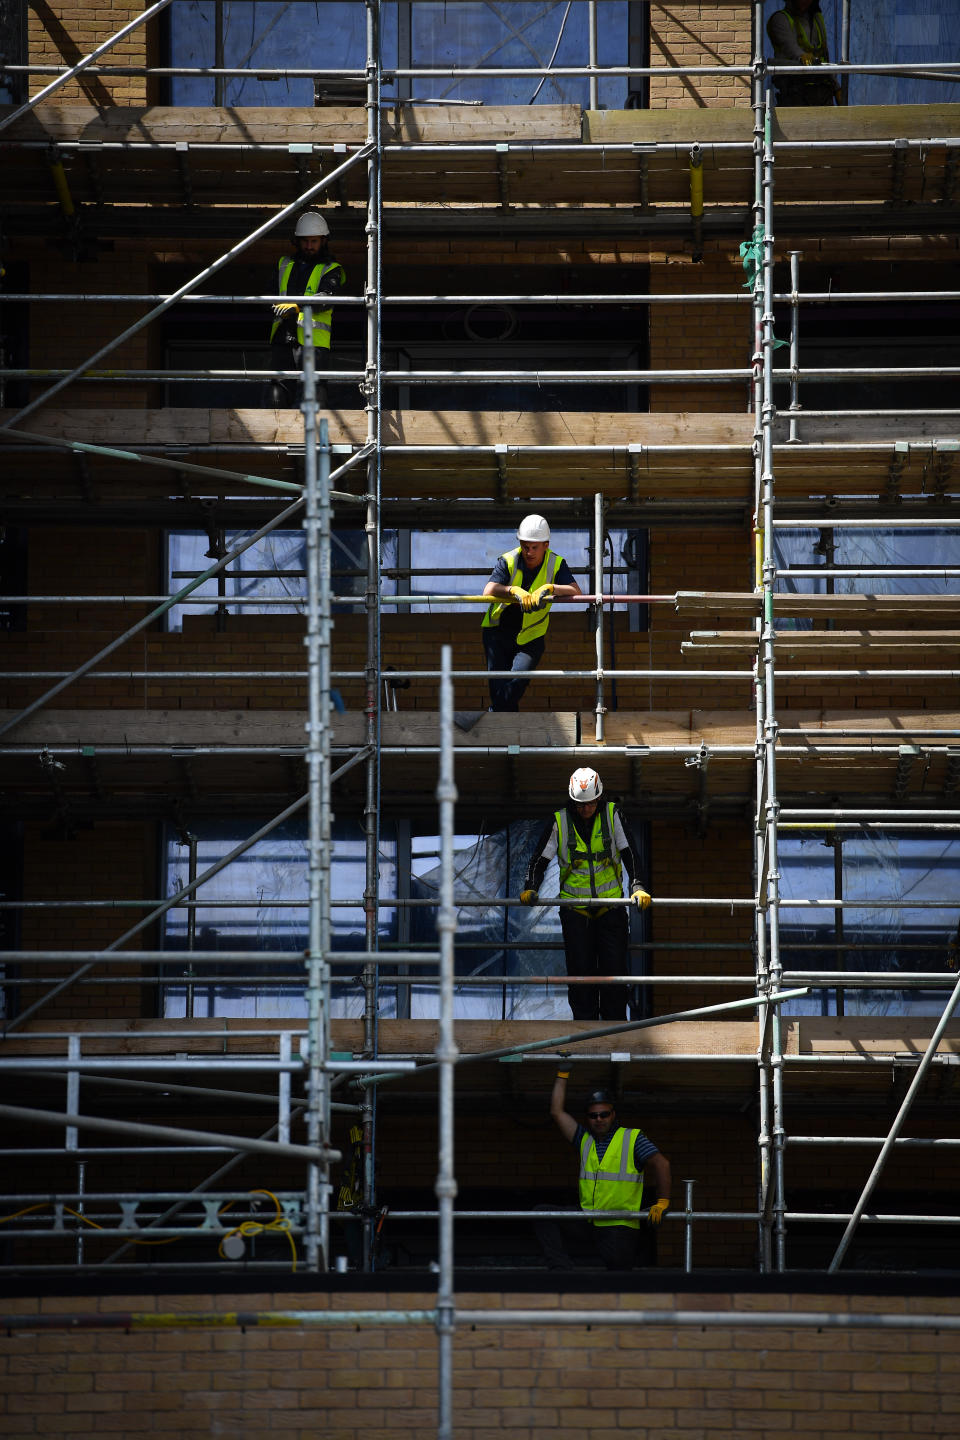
[266,342,330,407]
[774,78,836,107]
[265,340,295,407]
[533,1204,581,1269]
[595,906,630,1021]
[593,1224,640,1271]
[481,630,544,711]
[307,345,330,407]
[560,908,601,1020]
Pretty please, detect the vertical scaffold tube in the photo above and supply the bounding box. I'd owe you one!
[361,0,384,1266]
[303,308,333,1272]
[751,0,773,1276]
[759,89,788,1274]
[788,250,801,442]
[435,645,460,1440]
[593,491,606,743]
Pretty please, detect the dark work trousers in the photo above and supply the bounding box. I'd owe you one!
[481,626,545,711]
[560,904,630,1020]
[265,339,330,408]
[774,77,836,106]
[534,1205,640,1270]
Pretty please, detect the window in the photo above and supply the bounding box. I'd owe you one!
[164,2,642,109]
[161,815,649,1019]
[162,817,398,1019]
[772,289,960,415]
[157,262,649,415]
[774,526,960,622]
[165,528,392,631]
[779,833,960,1016]
[166,524,644,628]
[165,1,372,106]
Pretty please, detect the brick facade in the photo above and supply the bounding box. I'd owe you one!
[2,1287,960,1439]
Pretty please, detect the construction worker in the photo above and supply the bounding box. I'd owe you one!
[521,766,650,1021]
[480,515,581,711]
[767,0,842,106]
[267,210,345,407]
[536,1075,671,1270]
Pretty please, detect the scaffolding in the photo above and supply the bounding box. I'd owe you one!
[3,4,960,1426]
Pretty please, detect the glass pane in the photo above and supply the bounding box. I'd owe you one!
[166,528,398,630]
[774,527,960,612]
[779,834,960,1016]
[386,526,636,614]
[162,818,398,1018]
[167,1,379,106]
[409,1,629,108]
[166,1,635,108]
[406,820,569,1019]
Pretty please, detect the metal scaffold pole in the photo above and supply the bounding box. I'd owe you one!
[435,645,459,1440]
[759,84,788,1275]
[360,0,385,1269]
[750,0,774,1276]
[303,309,334,1272]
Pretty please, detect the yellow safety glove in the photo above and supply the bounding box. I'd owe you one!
[507,585,529,606]
[529,583,555,609]
[520,889,539,907]
[272,301,301,319]
[631,886,652,911]
[648,1199,669,1226]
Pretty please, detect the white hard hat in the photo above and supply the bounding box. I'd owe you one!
[569,767,603,803]
[517,514,550,543]
[295,211,330,238]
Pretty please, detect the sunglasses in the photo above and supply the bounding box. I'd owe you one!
[587,1110,613,1120]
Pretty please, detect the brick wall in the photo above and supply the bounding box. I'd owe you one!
[2,1287,960,1439]
[649,4,754,110]
[28,1,155,106]
[648,244,751,413]
[22,250,155,409]
[18,819,156,1024]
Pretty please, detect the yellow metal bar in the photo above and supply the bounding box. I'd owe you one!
[47,157,75,217]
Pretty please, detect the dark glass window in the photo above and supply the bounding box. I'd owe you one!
[165,2,639,108]
[160,815,649,1019]
[779,833,960,1017]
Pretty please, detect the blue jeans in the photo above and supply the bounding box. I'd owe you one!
[481,627,545,711]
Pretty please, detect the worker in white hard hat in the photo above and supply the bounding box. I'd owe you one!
[520,767,651,1020]
[480,515,581,711]
[266,209,345,407]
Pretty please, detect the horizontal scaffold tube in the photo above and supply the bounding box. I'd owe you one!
[21,666,960,682]
[8,366,960,384]
[9,290,960,306]
[0,1102,340,1164]
[3,1307,959,1334]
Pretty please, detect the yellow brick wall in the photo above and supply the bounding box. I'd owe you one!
[28,1,156,106]
[2,1288,960,1438]
[649,3,754,110]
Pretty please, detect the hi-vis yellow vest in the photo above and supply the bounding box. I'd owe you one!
[768,8,828,64]
[481,547,563,644]
[579,1128,645,1228]
[554,801,624,910]
[269,258,345,348]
